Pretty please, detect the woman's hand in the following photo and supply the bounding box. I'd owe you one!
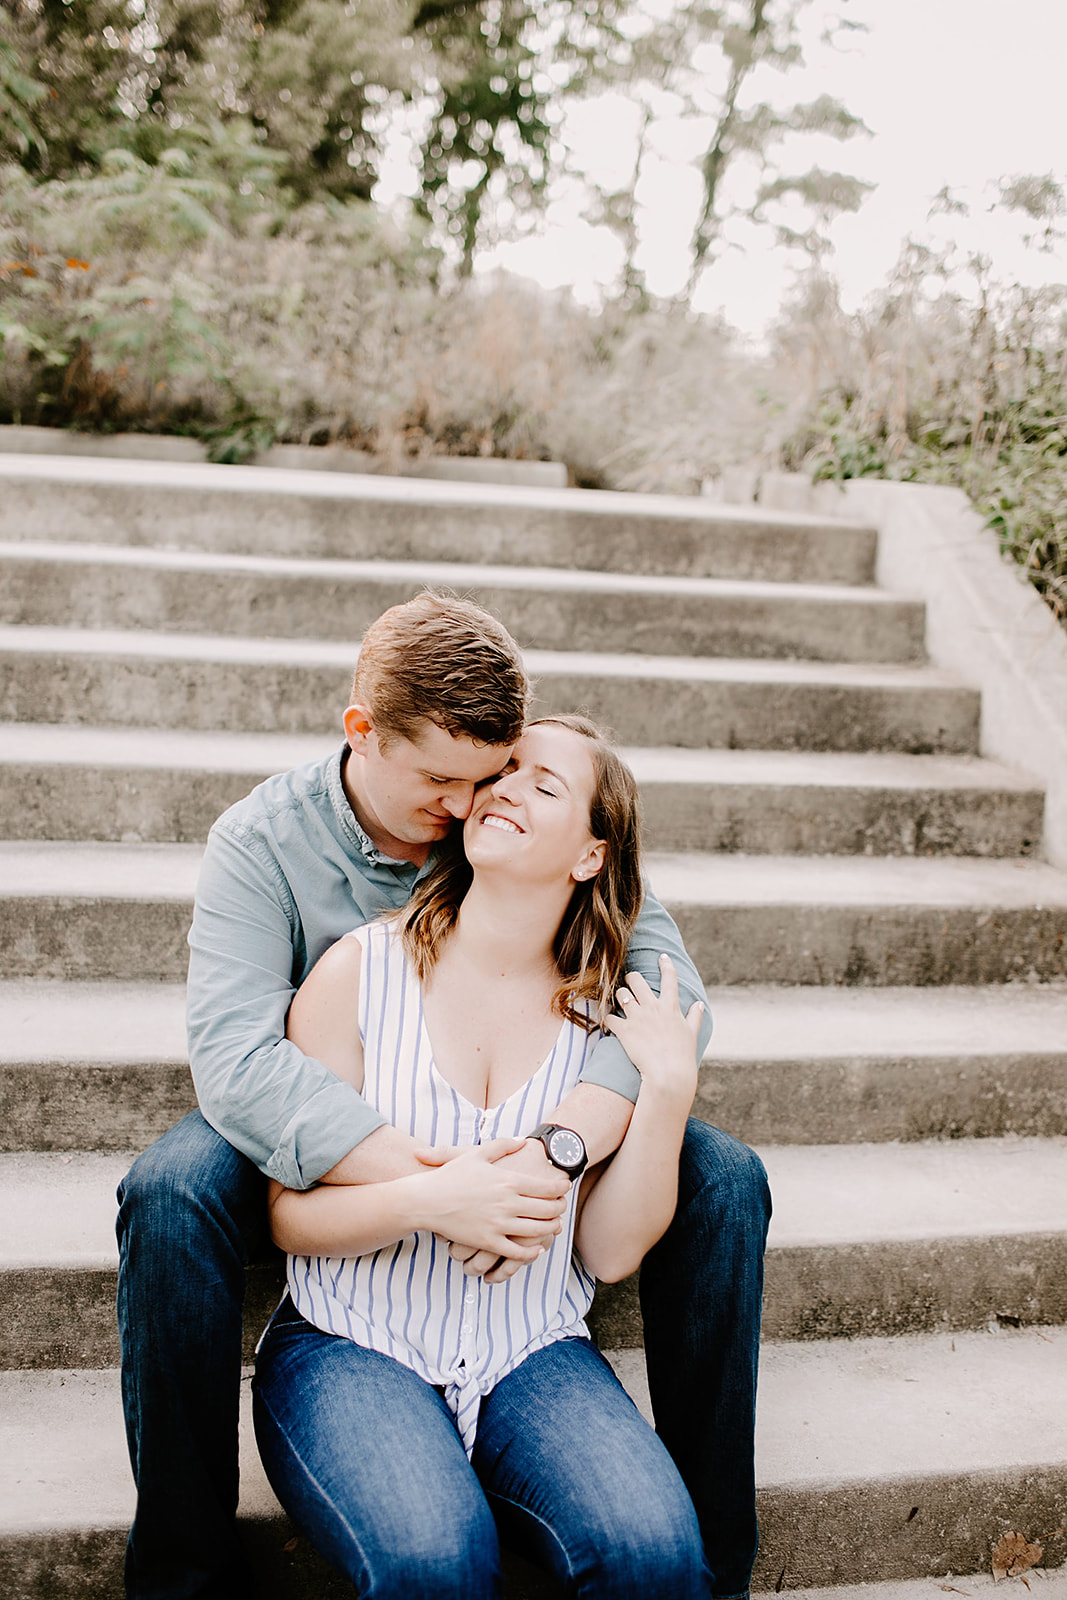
[603,953,703,1109]
[412,1137,569,1264]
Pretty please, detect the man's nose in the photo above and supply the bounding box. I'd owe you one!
[441,784,476,819]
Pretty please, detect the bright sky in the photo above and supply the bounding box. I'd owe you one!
[435,0,1067,335]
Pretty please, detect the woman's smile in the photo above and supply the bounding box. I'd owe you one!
[481,812,524,834]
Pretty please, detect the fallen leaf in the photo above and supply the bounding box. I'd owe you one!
[906,1506,920,1523]
[939,1585,971,1595]
[992,1533,1043,1581]
[775,1567,786,1593]
[283,1537,298,1552]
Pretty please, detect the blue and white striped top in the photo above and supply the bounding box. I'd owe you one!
[287,918,598,1454]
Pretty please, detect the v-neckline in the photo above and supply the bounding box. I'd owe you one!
[414,976,571,1116]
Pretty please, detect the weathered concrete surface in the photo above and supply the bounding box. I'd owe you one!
[0,542,926,663]
[6,1140,1066,1363]
[4,982,1067,1152]
[837,481,1067,869]
[0,453,879,584]
[0,627,982,750]
[0,423,569,488]
[3,1329,1064,1594]
[700,984,1067,1143]
[652,852,1067,986]
[0,726,1043,855]
[6,844,1067,985]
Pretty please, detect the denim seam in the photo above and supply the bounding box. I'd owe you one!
[254,1385,374,1593]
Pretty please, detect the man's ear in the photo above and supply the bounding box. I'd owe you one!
[573,839,607,883]
[343,703,376,755]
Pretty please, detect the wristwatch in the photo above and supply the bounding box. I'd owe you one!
[528,1123,588,1180]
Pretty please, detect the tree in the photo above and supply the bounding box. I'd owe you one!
[578,0,870,301]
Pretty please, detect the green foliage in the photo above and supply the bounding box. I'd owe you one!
[778,214,1067,627]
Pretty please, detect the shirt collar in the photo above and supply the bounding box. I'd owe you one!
[327,744,445,877]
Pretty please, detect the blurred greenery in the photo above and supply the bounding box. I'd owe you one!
[779,179,1067,626]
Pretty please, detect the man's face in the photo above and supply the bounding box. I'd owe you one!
[343,707,514,860]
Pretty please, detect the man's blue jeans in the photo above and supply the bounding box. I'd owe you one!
[116,1111,770,1600]
[254,1302,710,1599]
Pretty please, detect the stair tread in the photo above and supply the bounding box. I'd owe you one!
[4,980,1066,1066]
[3,1325,1065,1534]
[6,1138,1065,1268]
[0,623,964,685]
[6,841,1067,907]
[0,537,903,606]
[0,452,877,532]
[777,1579,1067,1600]
[706,983,1067,1058]
[0,723,1040,794]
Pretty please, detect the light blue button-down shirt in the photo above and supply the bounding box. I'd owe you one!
[186,746,711,1190]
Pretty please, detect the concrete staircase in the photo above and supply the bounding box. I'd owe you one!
[1,454,1066,1598]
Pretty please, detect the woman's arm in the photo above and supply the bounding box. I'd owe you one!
[268,1138,566,1257]
[573,954,703,1283]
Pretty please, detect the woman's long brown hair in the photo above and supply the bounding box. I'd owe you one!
[397,714,644,1030]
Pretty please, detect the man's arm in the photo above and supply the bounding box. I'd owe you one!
[187,820,404,1191]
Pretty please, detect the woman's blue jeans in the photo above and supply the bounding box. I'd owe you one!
[116,1111,770,1600]
[253,1302,710,1599]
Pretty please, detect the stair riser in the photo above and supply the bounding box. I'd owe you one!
[589,1234,1067,1347]
[672,903,1067,986]
[0,899,190,981]
[0,762,1042,858]
[698,1052,1067,1144]
[0,559,926,664]
[8,1053,1067,1155]
[0,655,983,753]
[6,896,1065,984]
[752,1465,1067,1590]
[0,1064,197,1154]
[0,478,878,585]
[3,1468,1064,1597]
[8,1232,1067,1369]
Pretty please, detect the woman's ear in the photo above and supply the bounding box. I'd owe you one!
[573,839,606,883]
[343,703,375,754]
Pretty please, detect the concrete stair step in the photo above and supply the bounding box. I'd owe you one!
[702,983,1067,1143]
[4,1138,1065,1367]
[768,1578,1067,1600]
[0,541,927,664]
[4,981,1067,1153]
[0,726,1042,856]
[0,627,981,752]
[0,454,879,585]
[5,843,1067,985]
[2,1326,1064,1594]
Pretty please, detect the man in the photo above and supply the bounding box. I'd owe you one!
[117,592,770,1600]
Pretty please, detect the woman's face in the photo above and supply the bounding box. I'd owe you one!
[463,723,606,889]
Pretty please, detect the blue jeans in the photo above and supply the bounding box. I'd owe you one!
[116,1111,770,1599]
[254,1301,710,1599]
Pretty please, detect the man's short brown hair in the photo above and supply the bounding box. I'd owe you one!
[351,591,529,747]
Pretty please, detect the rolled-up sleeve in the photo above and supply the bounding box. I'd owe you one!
[186,821,385,1189]
[578,881,713,1103]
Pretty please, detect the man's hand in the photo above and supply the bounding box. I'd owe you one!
[447,1138,569,1282]
[413,1138,569,1265]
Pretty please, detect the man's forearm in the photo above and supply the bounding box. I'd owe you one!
[319,1122,428,1185]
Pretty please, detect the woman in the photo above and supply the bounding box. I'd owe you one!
[253,714,709,1599]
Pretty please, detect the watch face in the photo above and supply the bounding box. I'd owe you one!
[548,1129,584,1169]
